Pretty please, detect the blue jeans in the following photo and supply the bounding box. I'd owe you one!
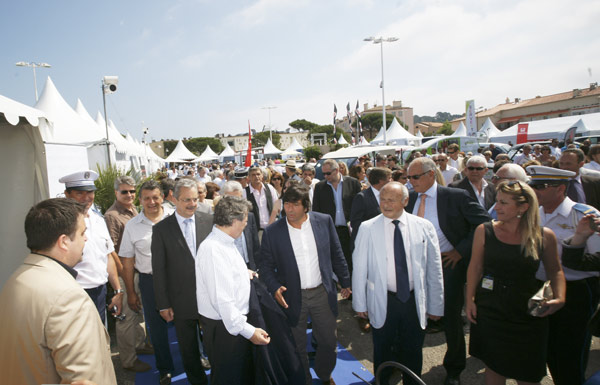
[85,284,107,324]
[138,273,175,375]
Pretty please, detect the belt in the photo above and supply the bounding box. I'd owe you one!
[388,290,414,296]
[302,284,323,291]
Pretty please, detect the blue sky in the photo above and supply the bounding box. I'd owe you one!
[2,0,599,142]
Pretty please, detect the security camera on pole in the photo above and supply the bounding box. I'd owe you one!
[102,76,119,168]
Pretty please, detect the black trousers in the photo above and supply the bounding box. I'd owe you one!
[173,318,208,385]
[201,316,254,385]
[442,259,468,378]
[372,291,425,385]
[547,277,599,385]
[335,226,352,272]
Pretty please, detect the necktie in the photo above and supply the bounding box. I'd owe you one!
[392,220,410,302]
[234,235,249,263]
[417,194,427,218]
[567,179,580,203]
[183,218,196,257]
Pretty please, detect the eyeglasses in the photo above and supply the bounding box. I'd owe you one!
[406,171,431,180]
[272,178,282,181]
[120,189,136,195]
[467,166,486,171]
[179,197,199,203]
[322,169,337,176]
[530,183,559,190]
[491,175,508,182]
[447,151,456,155]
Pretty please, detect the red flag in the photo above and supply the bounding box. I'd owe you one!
[516,123,529,144]
[245,120,252,167]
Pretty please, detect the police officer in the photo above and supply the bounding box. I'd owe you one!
[60,170,123,323]
[527,165,600,385]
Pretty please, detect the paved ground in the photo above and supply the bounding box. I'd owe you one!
[111,296,600,385]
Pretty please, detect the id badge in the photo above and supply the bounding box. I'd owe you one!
[481,275,494,290]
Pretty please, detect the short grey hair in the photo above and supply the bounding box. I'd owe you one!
[174,178,198,199]
[114,175,136,190]
[409,157,436,173]
[222,181,244,195]
[380,181,409,203]
[302,164,315,175]
[466,155,487,167]
[214,196,249,227]
[196,181,206,193]
[497,164,529,182]
[322,159,339,170]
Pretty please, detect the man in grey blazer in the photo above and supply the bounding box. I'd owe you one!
[353,182,444,385]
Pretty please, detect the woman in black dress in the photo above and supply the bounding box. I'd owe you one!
[466,181,566,384]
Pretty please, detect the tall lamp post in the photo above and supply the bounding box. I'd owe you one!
[15,61,51,102]
[262,106,277,142]
[364,36,397,145]
[102,76,119,168]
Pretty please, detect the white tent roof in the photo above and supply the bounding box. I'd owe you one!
[281,147,301,156]
[0,94,45,126]
[95,112,131,154]
[286,137,304,151]
[478,117,501,138]
[416,130,423,138]
[489,113,600,143]
[194,145,219,162]
[35,77,104,144]
[219,143,235,157]
[263,138,282,155]
[453,122,467,137]
[338,135,349,145]
[370,125,387,144]
[166,140,197,162]
[385,118,420,145]
[358,136,369,145]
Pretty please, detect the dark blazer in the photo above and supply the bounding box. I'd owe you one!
[449,177,497,211]
[312,176,362,224]
[582,174,600,210]
[244,214,260,271]
[562,246,600,271]
[407,186,490,260]
[349,187,381,250]
[258,212,351,327]
[151,211,213,320]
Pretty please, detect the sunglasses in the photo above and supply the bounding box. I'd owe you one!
[120,189,136,195]
[467,167,486,171]
[272,178,282,181]
[530,183,559,190]
[491,175,508,182]
[447,151,456,155]
[407,171,431,180]
[322,170,337,176]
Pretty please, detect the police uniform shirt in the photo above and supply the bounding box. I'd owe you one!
[536,197,600,281]
[74,208,115,289]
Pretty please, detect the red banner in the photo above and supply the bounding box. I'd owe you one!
[516,123,529,144]
[245,120,252,167]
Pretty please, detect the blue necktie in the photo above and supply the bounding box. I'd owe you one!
[567,179,581,203]
[183,218,196,257]
[392,219,410,302]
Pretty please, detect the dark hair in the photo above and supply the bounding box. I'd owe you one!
[160,178,175,197]
[349,165,365,180]
[368,167,392,185]
[562,148,585,163]
[25,198,87,252]
[282,183,311,213]
[392,169,406,182]
[589,144,600,157]
[214,195,249,226]
[493,160,510,173]
[141,180,163,195]
[205,182,220,200]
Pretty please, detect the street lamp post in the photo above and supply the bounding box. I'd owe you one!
[262,106,277,142]
[15,61,51,102]
[102,76,119,168]
[364,36,398,145]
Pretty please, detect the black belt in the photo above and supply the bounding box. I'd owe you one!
[302,284,323,291]
[388,290,414,296]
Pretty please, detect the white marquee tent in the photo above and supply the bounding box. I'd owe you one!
[166,140,197,162]
[219,143,235,162]
[338,135,349,145]
[286,137,304,151]
[453,122,467,137]
[263,138,282,155]
[194,145,220,162]
[477,117,501,139]
[371,118,421,146]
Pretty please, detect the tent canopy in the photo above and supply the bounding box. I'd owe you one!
[194,145,219,162]
[478,117,501,139]
[166,140,197,162]
[263,138,282,155]
[453,122,467,137]
[219,143,235,157]
[286,137,304,151]
[338,135,349,145]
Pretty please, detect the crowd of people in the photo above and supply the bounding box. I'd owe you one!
[1,141,599,385]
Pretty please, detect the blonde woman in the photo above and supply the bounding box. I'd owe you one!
[466,181,565,384]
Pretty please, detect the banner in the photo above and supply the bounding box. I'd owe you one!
[516,123,529,144]
[465,100,477,136]
[245,120,252,167]
[332,104,337,144]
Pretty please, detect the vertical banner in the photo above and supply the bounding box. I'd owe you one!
[245,120,252,167]
[465,99,477,136]
[516,123,529,144]
[332,104,338,144]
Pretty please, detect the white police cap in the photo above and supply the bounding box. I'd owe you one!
[59,170,99,191]
[526,165,575,186]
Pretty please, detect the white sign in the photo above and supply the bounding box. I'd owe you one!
[465,100,477,137]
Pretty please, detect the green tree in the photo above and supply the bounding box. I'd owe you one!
[303,145,322,160]
[185,137,224,155]
[358,113,395,139]
[437,121,454,136]
[253,131,281,148]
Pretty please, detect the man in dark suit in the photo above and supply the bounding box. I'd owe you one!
[559,148,600,210]
[312,159,362,271]
[221,180,261,270]
[152,178,212,385]
[260,184,351,385]
[406,157,490,385]
[449,155,496,211]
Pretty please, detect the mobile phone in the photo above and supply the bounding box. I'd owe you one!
[590,216,599,233]
[107,305,126,321]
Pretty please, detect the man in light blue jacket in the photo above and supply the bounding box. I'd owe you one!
[352,182,444,385]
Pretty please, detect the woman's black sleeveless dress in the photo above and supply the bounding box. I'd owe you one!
[469,222,548,382]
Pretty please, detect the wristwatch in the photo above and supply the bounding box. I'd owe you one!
[114,289,124,294]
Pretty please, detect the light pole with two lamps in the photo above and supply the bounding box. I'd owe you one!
[15,61,51,102]
[364,36,398,145]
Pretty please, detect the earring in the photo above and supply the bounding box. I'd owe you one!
[516,213,522,218]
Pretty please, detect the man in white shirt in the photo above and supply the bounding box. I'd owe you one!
[353,182,444,384]
[436,153,458,186]
[528,165,600,385]
[197,166,212,183]
[196,196,270,384]
[449,156,497,210]
[514,144,534,166]
[120,180,176,383]
[259,184,351,385]
[60,170,123,324]
[245,166,278,232]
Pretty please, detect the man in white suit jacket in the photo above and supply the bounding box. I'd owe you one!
[352,182,444,384]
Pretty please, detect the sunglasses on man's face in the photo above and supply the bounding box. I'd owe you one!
[322,170,337,176]
[120,189,136,195]
[406,171,431,180]
[467,167,485,171]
